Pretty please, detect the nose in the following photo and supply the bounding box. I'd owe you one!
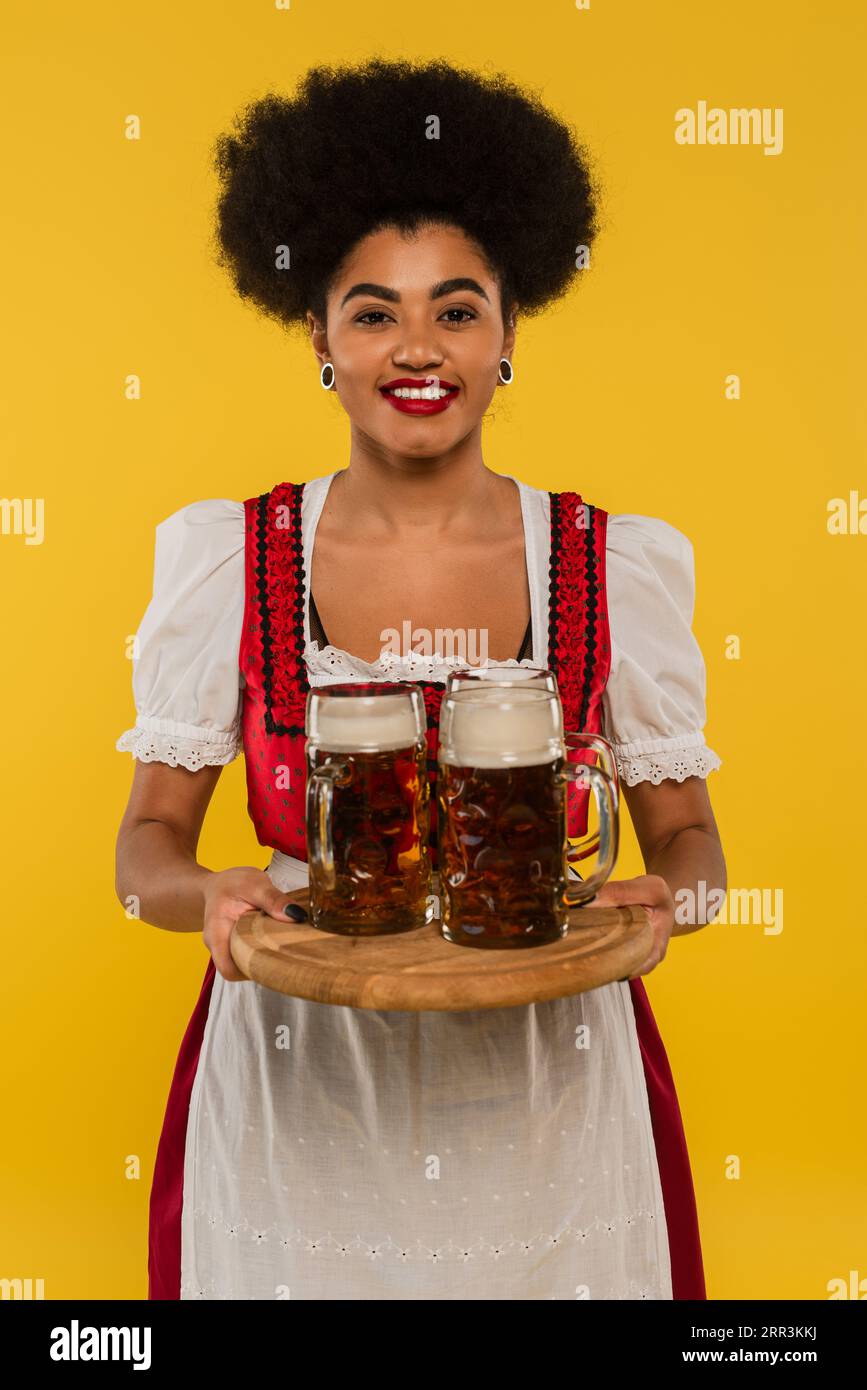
[392,345,445,372]
[391,317,446,372]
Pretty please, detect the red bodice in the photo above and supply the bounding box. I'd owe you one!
[239,481,611,867]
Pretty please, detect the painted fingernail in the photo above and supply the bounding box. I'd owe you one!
[284,903,308,921]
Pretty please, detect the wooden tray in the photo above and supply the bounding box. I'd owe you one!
[231,887,652,1012]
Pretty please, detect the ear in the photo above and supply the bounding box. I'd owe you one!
[502,302,518,355]
[307,309,330,366]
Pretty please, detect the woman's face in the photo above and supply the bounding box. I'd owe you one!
[308,222,516,459]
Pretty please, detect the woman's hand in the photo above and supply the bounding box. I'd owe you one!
[587,874,675,979]
[202,867,305,982]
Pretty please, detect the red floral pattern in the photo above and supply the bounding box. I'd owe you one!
[239,486,309,857]
[548,491,612,839]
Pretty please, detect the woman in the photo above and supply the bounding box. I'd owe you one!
[116,58,725,1301]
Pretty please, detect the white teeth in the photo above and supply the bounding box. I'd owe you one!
[388,386,453,400]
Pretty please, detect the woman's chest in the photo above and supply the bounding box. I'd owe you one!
[310,535,532,664]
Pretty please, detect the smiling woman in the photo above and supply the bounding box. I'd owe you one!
[312,222,521,462]
[116,56,724,1303]
[209,58,597,464]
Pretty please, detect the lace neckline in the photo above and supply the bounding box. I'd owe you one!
[303,640,546,684]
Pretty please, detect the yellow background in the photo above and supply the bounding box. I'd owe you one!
[1,0,864,1300]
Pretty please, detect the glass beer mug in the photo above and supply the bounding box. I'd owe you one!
[445,665,560,697]
[446,670,618,807]
[446,671,619,865]
[305,682,433,934]
[437,687,619,948]
[563,730,621,862]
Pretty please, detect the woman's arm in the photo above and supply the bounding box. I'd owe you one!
[115,761,223,933]
[588,775,726,978]
[115,761,295,981]
[621,775,727,936]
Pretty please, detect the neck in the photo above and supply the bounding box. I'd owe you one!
[333,430,512,537]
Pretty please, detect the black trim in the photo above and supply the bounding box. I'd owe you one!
[254,492,279,735]
[548,491,602,729]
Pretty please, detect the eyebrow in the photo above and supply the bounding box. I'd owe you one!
[339,277,490,310]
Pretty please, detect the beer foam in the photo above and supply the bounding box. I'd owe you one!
[312,693,420,752]
[439,689,563,768]
[448,679,564,733]
[451,666,550,685]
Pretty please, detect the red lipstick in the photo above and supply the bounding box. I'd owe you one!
[379,376,459,416]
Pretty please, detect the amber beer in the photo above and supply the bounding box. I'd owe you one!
[305,682,432,934]
[437,689,618,948]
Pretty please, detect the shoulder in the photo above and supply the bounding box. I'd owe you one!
[605,513,696,618]
[521,483,693,557]
[599,514,720,780]
[118,501,247,767]
[153,498,245,564]
[156,497,246,539]
[606,512,693,560]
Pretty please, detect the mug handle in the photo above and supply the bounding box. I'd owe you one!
[306,759,350,892]
[564,732,620,863]
[562,762,619,908]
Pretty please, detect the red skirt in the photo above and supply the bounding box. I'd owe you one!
[147,964,706,1300]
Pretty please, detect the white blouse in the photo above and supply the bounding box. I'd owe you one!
[116,471,722,786]
[116,471,721,1301]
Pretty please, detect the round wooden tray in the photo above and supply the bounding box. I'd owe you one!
[231,886,652,1012]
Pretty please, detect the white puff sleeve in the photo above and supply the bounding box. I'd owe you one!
[602,514,722,786]
[115,499,247,771]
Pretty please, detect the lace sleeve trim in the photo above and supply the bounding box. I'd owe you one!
[610,734,722,786]
[115,720,241,771]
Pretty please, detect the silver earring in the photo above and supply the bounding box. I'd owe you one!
[498,357,514,385]
[320,362,335,390]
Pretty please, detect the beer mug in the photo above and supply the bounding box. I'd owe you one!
[446,674,618,863]
[564,730,620,863]
[305,682,433,934]
[437,688,618,948]
[445,665,560,697]
[444,675,617,859]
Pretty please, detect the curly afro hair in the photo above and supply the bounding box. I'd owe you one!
[211,57,601,332]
